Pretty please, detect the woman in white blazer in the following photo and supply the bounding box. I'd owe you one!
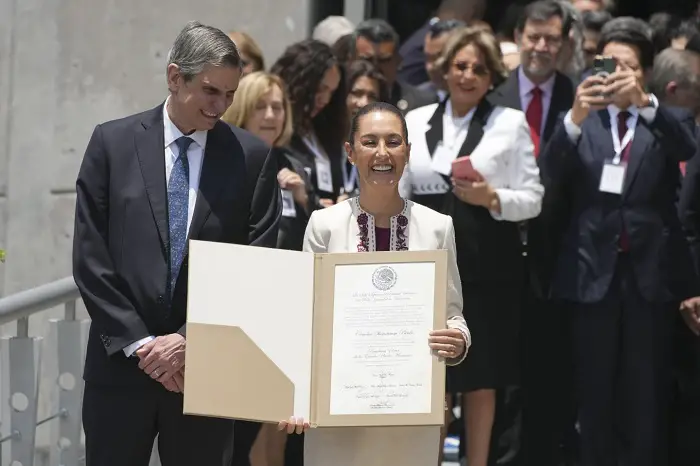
[278,101,471,466]
[401,27,544,466]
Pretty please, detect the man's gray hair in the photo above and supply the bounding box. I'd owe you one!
[649,48,700,99]
[167,21,241,81]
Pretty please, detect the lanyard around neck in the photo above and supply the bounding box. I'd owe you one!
[303,134,328,161]
[342,162,358,192]
[611,111,636,165]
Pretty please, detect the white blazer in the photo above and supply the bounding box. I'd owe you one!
[401,102,544,222]
[303,198,471,365]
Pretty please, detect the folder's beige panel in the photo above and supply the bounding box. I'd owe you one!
[184,240,315,422]
[183,323,294,423]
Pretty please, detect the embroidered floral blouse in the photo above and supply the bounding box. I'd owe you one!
[355,197,408,252]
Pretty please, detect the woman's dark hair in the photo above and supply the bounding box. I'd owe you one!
[271,39,347,151]
[597,17,655,70]
[347,102,408,144]
[346,59,390,103]
[332,33,355,66]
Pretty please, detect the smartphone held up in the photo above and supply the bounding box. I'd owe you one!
[593,55,616,78]
[592,55,616,99]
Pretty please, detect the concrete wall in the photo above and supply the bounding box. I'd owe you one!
[0,0,312,455]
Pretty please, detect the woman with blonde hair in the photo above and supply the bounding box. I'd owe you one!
[223,71,312,252]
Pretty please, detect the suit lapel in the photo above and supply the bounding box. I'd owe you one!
[425,100,446,157]
[135,105,168,256]
[593,110,615,163]
[497,70,522,110]
[623,118,653,196]
[543,74,571,142]
[188,123,231,240]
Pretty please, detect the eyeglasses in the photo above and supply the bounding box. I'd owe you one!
[451,61,490,76]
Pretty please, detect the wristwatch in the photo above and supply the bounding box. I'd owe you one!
[638,93,658,121]
[640,93,658,108]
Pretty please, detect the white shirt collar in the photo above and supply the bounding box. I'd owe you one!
[607,104,639,121]
[518,67,556,98]
[163,97,208,151]
[444,99,476,126]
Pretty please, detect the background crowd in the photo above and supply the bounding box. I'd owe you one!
[218,0,700,465]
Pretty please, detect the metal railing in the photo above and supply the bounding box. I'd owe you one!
[0,276,86,466]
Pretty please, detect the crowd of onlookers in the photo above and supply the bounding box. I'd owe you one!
[221,1,700,465]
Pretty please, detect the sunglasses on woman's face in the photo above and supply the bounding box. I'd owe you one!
[452,61,489,77]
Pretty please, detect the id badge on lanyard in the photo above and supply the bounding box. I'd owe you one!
[281,189,297,217]
[304,136,333,193]
[599,115,634,195]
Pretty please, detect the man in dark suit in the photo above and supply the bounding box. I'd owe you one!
[653,47,700,466]
[675,138,700,466]
[352,19,437,114]
[487,2,576,465]
[73,21,281,466]
[541,17,699,466]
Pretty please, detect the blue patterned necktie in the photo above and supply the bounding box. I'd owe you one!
[168,136,193,294]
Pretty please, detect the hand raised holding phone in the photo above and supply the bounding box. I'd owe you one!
[571,75,611,126]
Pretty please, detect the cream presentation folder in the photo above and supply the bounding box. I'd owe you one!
[182,240,448,427]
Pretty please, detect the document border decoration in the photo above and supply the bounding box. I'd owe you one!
[371,265,397,291]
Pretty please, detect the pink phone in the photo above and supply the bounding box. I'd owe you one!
[451,156,482,181]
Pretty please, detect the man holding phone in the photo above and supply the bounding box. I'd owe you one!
[541,17,699,466]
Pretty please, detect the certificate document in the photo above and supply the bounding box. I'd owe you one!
[185,242,446,427]
[329,262,436,415]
